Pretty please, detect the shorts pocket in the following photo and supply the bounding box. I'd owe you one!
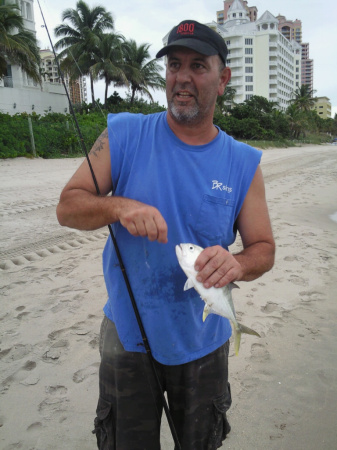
[195,195,235,240]
[208,384,232,449]
[93,397,115,450]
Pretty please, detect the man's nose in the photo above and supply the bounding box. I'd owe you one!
[175,66,192,83]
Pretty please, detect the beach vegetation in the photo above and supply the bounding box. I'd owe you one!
[0,94,336,159]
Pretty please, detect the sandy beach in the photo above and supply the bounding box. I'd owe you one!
[1,144,337,449]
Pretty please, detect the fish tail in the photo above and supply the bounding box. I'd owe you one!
[233,323,260,356]
[233,327,241,356]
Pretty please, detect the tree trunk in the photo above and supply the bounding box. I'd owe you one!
[90,73,95,104]
[130,87,136,104]
[104,78,109,108]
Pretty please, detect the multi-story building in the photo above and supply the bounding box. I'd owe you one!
[208,1,302,110]
[217,0,257,25]
[277,15,302,43]
[0,0,68,115]
[300,43,314,92]
[277,14,314,93]
[313,97,331,119]
[40,49,88,106]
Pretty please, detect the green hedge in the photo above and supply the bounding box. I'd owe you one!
[0,100,166,159]
[1,95,335,159]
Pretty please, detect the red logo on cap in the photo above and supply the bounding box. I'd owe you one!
[177,23,195,35]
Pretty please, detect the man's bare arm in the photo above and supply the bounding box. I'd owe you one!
[194,166,275,288]
[56,129,168,243]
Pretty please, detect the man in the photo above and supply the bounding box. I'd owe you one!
[57,19,275,450]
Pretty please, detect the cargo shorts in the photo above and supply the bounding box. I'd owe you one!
[93,316,232,450]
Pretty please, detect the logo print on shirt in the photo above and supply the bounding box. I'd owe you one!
[212,180,232,193]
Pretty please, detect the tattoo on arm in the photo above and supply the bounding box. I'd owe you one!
[89,129,108,157]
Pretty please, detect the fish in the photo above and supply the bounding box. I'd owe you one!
[175,243,260,355]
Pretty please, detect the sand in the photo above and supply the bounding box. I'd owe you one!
[1,144,337,449]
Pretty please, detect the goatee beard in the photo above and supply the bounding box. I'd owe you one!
[168,100,201,125]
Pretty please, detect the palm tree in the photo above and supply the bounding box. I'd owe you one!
[0,2,41,83]
[289,84,317,112]
[286,103,308,139]
[54,0,114,103]
[216,85,236,114]
[120,39,165,104]
[90,32,128,107]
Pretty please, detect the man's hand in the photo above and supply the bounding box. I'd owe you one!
[194,245,243,288]
[117,199,168,243]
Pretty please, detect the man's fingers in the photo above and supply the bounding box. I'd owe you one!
[120,204,168,243]
[195,246,242,288]
[154,215,168,243]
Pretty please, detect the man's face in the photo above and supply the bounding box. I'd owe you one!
[166,47,230,126]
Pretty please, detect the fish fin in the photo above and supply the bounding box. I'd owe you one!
[238,322,260,338]
[233,323,260,356]
[229,282,240,291]
[233,327,241,356]
[202,304,211,322]
[184,278,195,291]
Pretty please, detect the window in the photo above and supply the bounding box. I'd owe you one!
[245,48,253,54]
[245,85,253,91]
[246,94,253,100]
[245,57,253,64]
[245,67,253,73]
[26,3,32,20]
[245,76,253,82]
[226,40,231,46]
[245,38,253,45]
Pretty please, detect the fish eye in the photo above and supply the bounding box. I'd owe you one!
[189,246,194,251]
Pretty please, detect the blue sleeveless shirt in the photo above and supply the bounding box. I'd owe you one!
[102,111,262,365]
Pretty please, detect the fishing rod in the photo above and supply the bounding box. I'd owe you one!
[36,1,181,448]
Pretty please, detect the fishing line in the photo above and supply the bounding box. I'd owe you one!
[36,1,181,448]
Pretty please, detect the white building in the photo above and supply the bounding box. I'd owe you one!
[208,0,302,110]
[0,0,68,115]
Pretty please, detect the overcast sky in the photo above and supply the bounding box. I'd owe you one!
[34,0,337,116]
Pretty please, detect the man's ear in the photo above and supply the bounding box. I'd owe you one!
[218,67,232,96]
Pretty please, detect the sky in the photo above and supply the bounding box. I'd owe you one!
[34,0,337,117]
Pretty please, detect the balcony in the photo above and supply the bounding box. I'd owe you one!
[228,61,244,68]
[231,70,243,78]
[229,51,243,58]
[229,81,243,86]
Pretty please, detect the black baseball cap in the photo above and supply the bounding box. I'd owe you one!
[156,20,228,65]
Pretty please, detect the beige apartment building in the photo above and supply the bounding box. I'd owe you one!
[40,50,88,107]
[313,97,331,119]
